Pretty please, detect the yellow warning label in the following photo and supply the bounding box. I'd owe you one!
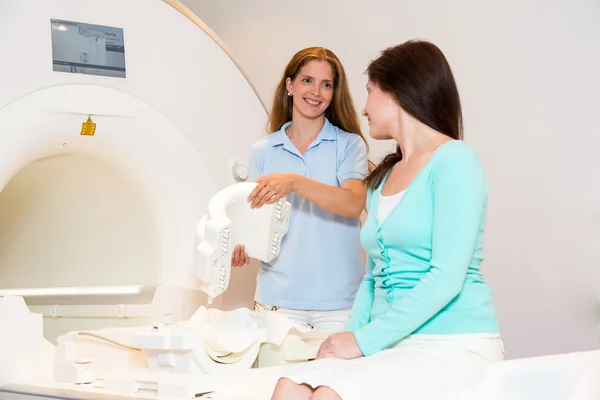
[81,116,96,136]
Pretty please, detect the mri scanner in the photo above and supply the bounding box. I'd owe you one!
[0,0,598,399]
[0,0,270,344]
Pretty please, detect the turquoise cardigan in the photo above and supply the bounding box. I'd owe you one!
[345,140,500,356]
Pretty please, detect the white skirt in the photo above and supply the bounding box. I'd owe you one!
[282,333,504,400]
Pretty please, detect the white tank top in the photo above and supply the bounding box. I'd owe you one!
[378,189,406,223]
[377,144,447,223]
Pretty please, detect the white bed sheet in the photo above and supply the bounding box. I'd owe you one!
[205,350,600,400]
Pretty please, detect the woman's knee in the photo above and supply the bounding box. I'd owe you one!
[271,377,313,400]
[312,386,342,400]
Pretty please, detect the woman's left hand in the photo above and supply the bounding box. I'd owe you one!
[248,173,300,208]
[315,332,364,360]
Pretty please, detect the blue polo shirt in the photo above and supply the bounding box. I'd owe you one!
[248,118,368,311]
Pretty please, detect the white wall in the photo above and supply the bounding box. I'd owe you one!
[183,0,600,359]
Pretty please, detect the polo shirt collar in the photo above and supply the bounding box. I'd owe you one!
[271,118,337,147]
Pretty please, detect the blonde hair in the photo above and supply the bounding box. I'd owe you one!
[267,47,370,153]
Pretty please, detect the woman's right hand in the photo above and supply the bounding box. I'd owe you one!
[231,244,251,267]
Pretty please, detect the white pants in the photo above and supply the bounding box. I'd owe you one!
[282,333,505,400]
[253,301,350,334]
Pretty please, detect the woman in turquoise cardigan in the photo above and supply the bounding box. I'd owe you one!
[271,40,504,400]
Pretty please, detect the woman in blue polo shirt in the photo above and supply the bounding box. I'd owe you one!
[231,47,370,333]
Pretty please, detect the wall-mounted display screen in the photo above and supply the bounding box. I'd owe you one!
[51,19,126,78]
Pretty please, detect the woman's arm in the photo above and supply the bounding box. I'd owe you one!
[296,176,366,218]
[353,145,487,356]
[249,136,369,218]
[250,174,366,218]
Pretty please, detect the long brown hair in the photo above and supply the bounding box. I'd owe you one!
[364,40,464,190]
[267,47,370,152]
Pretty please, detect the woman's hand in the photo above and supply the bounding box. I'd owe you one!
[248,173,300,208]
[231,244,250,267]
[315,332,364,360]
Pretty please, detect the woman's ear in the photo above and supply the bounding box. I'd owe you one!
[285,77,293,96]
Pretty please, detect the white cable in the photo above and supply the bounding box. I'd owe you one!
[77,331,141,351]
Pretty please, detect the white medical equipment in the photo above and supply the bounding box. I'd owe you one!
[0,164,312,396]
[35,183,295,389]
[0,180,316,397]
[196,182,291,303]
[0,0,268,346]
[0,291,329,398]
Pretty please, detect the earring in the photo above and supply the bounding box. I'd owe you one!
[287,92,292,97]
